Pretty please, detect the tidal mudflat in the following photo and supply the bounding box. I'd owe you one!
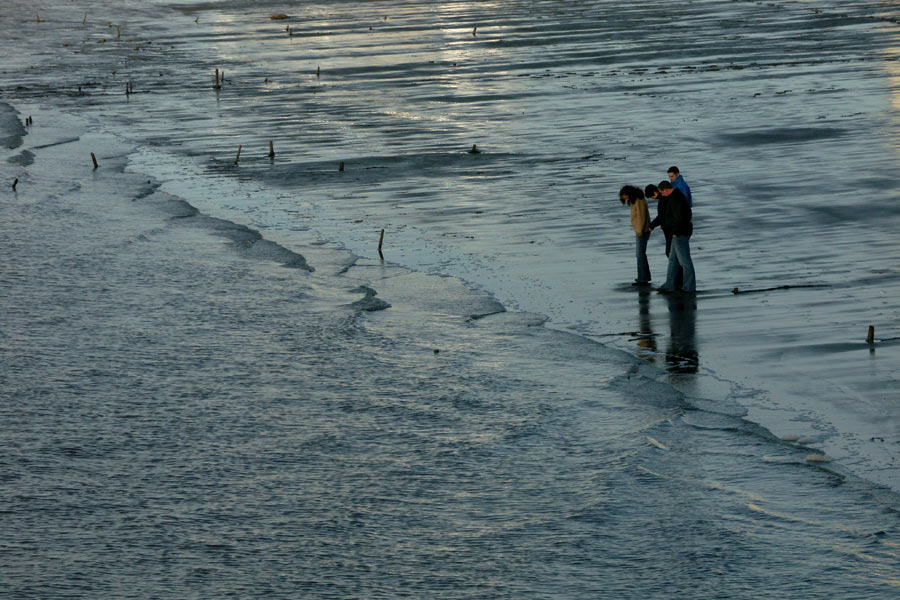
[2,1,900,597]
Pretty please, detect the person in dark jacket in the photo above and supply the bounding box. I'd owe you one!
[646,183,682,289]
[656,181,696,292]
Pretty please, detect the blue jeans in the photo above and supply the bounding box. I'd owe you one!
[663,232,682,289]
[635,233,651,283]
[662,235,696,292]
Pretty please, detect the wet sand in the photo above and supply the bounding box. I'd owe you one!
[3,1,900,596]
[2,0,899,485]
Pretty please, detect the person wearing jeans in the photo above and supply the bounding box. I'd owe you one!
[655,181,695,293]
[619,185,651,285]
[646,183,682,290]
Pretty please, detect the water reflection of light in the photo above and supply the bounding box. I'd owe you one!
[886,46,900,114]
[881,9,900,148]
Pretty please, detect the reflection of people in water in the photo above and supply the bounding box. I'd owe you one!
[664,292,698,373]
[634,288,657,362]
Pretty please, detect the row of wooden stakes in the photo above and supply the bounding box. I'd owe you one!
[35,12,122,35]
[213,66,320,90]
[228,143,346,172]
[78,150,382,256]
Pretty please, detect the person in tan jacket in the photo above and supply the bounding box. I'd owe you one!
[619,185,652,285]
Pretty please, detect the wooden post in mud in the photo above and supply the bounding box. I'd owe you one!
[214,69,221,90]
[91,153,99,169]
[268,140,275,158]
[378,229,385,259]
[867,325,875,344]
[12,178,18,191]
[83,13,87,25]
[338,161,344,171]
[234,145,242,165]
[316,66,321,77]
[116,26,120,39]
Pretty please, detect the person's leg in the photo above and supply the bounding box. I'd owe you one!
[664,231,682,286]
[672,236,696,292]
[635,233,651,283]
[660,241,682,291]
[674,257,684,290]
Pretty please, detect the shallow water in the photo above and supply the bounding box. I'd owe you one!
[3,1,900,597]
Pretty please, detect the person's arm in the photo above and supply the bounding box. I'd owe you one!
[649,197,666,229]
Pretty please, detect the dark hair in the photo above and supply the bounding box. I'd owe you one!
[658,181,673,190]
[619,185,644,205]
[644,184,658,198]
[667,166,680,175]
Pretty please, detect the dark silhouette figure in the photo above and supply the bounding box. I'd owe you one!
[634,288,657,362]
[664,293,698,374]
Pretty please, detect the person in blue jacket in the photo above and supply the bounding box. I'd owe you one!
[667,166,692,207]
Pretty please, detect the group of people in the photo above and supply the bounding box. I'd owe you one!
[619,166,696,293]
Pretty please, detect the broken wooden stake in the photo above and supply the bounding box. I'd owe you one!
[214,68,221,89]
[338,161,344,171]
[83,13,87,25]
[91,153,99,169]
[378,229,385,258]
[12,178,18,191]
[116,26,120,39]
[867,325,875,344]
[268,140,275,158]
[234,145,242,165]
[316,66,321,77]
